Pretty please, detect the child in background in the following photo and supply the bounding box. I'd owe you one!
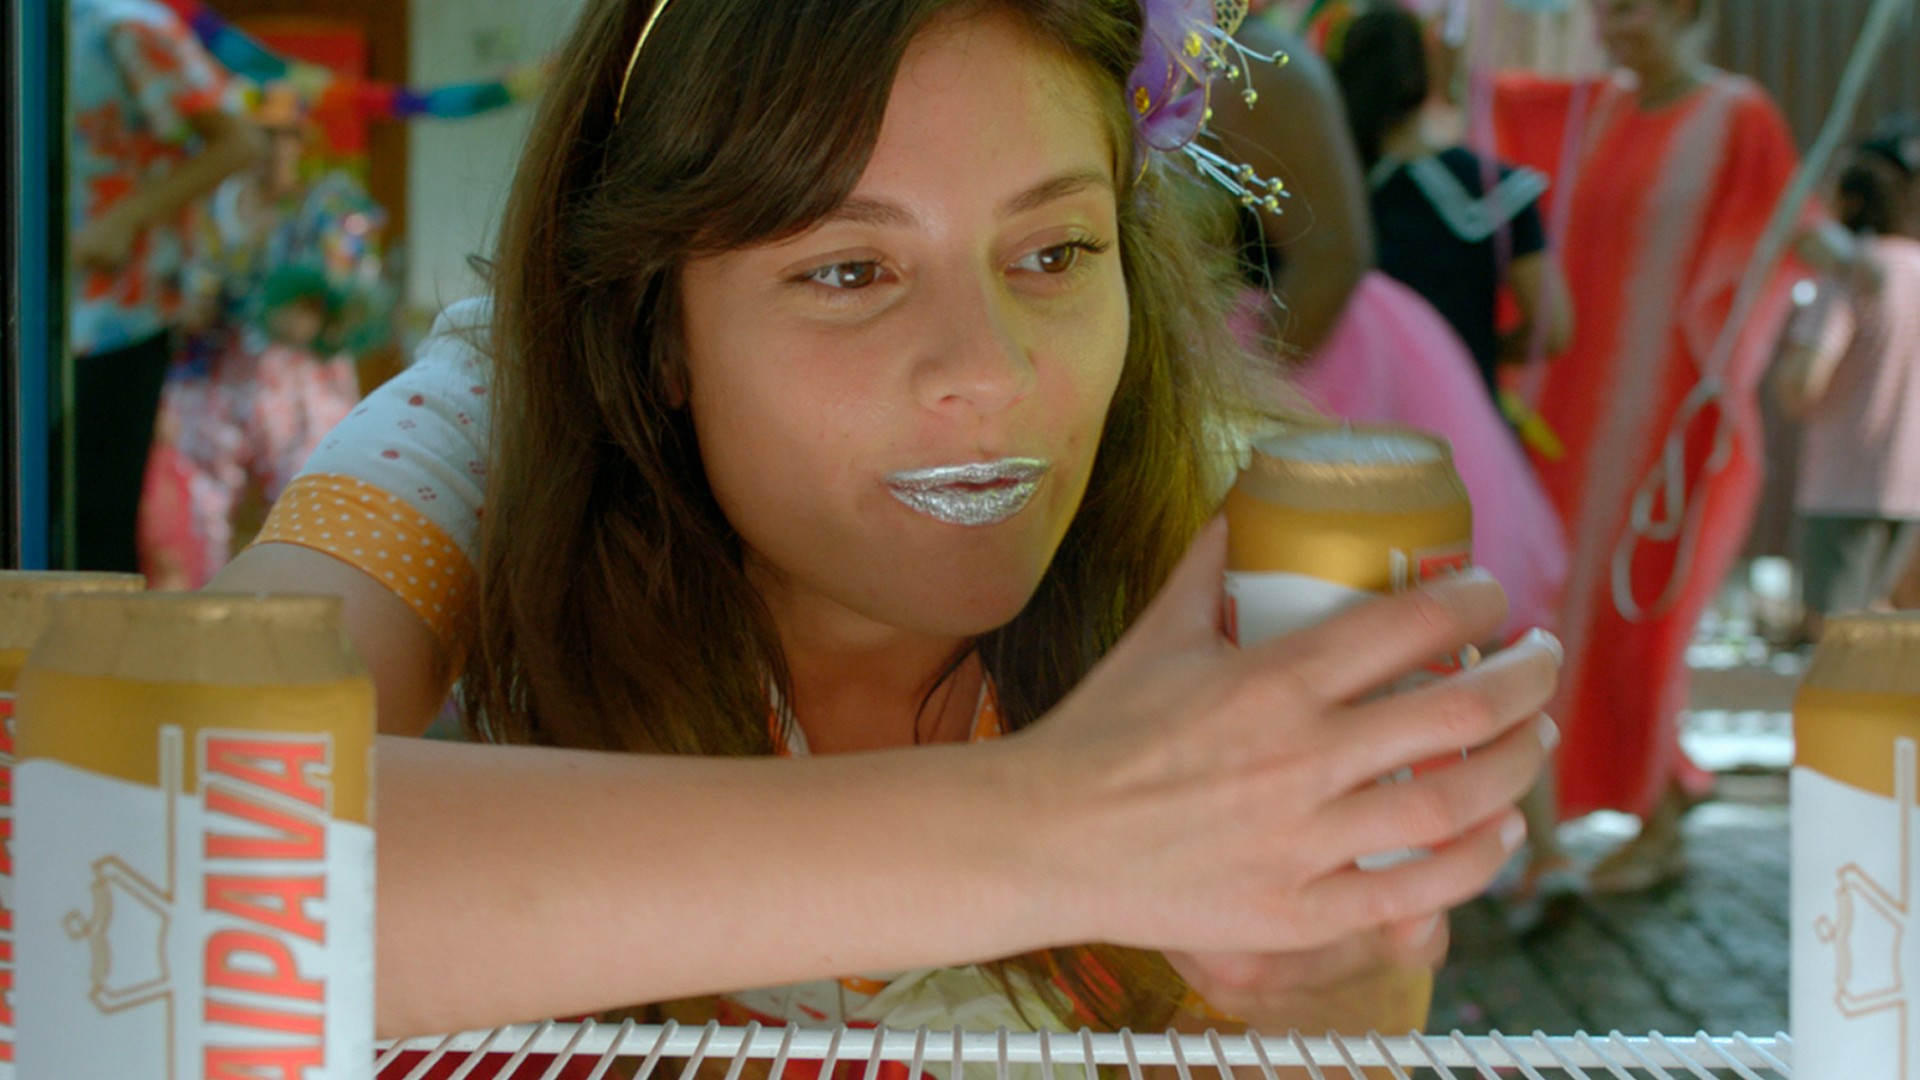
[1774,130,1920,636]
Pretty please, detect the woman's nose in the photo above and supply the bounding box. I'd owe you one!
[912,279,1035,418]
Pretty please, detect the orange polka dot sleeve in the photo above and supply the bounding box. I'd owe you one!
[257,475,472,639]
[253,299,495,643]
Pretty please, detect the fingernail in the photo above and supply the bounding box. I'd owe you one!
[1527,627,1565,665]
[1537,714,1561,752]
[1457,567,1497,584]
[1500,813,1529,853]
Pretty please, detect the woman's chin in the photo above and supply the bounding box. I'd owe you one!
[872,572,1045,641]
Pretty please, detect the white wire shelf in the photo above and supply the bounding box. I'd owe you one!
[377,1021,1794,1078]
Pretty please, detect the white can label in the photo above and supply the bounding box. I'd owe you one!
[18,726,373,1080]
[1791,740,1920,1080]
[1223,571,1370,646]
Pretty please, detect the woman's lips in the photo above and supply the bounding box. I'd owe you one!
[884,458,1051,527]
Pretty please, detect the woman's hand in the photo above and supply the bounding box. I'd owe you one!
[1167,921,1447,1036]
[1014,517,1560,959]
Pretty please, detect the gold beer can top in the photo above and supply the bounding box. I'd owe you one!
[1802,613,1920,696]
[28,593,364,685]
[1237,424,1466,513]
[1795,613,1920,799]
[0,570,145,651]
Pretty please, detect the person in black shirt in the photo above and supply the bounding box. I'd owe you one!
[1334,8,1571,411]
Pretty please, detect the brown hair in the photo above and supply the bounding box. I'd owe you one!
[461,0,1273,1030]
[1334,9,1429,169]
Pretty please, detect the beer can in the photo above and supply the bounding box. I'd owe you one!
[0,571,143,1077]
[14,594,374,1079]
[1218,424,1472,1043]
[1790,613,1920,1080]
[1222,425,1472,645]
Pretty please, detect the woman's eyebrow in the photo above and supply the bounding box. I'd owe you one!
[1000,169,1113,217]
[820,169,1115,230]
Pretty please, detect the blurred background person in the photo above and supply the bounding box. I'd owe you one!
[1492,0,1874,892]
[68,0,262,573]
[138,82,387,588]
[1773,126,1920,640]
[1334,6,1571,414]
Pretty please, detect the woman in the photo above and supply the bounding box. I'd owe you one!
[210,0,1560,1045]
[1493,0,1861,889]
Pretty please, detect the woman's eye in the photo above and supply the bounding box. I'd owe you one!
[805,262,883,290]
[1013,239,1108,276]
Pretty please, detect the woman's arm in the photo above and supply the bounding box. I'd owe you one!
[221,522,1555,1039]
[1796,219,1883,295]
[209,544,454,737]
[1771,284,1855,419]
[72,108,264,272]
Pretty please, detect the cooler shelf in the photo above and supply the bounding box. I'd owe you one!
[377,1022,1794,1078]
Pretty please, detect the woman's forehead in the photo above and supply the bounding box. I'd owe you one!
[851,11,1121,209]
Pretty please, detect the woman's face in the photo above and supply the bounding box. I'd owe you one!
[679,10,1129,646]
[1592,0,1689,75]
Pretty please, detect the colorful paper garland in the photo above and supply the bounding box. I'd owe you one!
[160,0,550,121]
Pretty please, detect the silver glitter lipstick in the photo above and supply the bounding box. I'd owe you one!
[885,458,1050,527]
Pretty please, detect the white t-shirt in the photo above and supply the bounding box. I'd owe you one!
[256,297,494,636]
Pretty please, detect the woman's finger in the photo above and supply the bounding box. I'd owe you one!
[1311,628,1562,796]
[1111,515,1232,653]
[1297,810,1527,941]
[1308,713,1553,876]
[1233,571,1510,708]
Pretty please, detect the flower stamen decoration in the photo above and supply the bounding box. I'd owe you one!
[1129,0,1291,212]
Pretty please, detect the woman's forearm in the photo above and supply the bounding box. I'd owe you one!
[107,110,263,238]
[375,735,1059,1038]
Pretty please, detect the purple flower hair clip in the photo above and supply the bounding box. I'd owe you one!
[1128,0,1291,212]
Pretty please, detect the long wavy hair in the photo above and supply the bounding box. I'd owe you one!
[460,0,1275,1031]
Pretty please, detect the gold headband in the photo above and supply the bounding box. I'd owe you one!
[613,0,678,123]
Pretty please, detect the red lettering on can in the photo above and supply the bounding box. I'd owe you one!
[203,786,325,861]
[200,731,334,1071]
[206,930,324,1003]
[205,999,325,1037]
[203,1044,326,1080]
[206,874,327,944]
[203,737,330,812]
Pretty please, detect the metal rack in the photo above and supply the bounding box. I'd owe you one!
[378,1022,1794,1078]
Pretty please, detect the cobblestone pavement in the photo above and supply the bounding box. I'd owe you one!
[1430,653,1797,1042]
[1432,798,1791,1040]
